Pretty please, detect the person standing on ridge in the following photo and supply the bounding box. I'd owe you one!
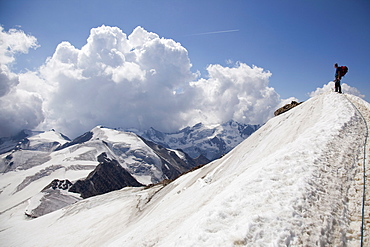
[334,63,342,93]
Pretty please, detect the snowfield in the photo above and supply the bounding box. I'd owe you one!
[0,92,369,246]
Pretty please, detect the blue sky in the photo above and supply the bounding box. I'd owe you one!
[0,0,370,137]
[1,0,369,100]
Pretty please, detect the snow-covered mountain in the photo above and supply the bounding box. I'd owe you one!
[0,129,71,155]
[0,126,203,218]
[1,92,369,246]
[129,120,260,160]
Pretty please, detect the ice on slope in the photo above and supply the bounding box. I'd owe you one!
[25,131,70,151]
[0,92,368,246]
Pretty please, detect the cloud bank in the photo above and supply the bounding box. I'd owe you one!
[1,25,363,138]
[309,81,364,98]
[0,26,43,137]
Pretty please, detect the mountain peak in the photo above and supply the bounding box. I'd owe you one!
[0,129,71,154]
[137,120,260,160]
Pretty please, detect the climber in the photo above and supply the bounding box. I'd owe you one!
[334,64,349,94]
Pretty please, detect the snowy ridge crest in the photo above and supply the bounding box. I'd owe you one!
[1,93,370,246]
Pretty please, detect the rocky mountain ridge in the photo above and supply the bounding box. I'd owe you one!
[127,120,260,160]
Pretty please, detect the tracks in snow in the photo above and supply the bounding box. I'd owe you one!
[344,94,370,246]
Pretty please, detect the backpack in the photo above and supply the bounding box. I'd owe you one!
[340,66,348,77]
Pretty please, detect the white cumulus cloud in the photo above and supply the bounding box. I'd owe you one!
[188,62,279,125]
[0,89,44,137]
[0,26,39,64]
[0,26,41,137]
[2,25,294,138]
[33,25,198,137]
[309,81,364,98]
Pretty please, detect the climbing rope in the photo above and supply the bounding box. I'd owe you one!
[344,94,368,247]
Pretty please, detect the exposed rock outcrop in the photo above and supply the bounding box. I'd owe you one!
[274,101,303,116]
[55,131,93,151]
[69,153,143,199]
[25,179,80,218]
[138,137,209,181]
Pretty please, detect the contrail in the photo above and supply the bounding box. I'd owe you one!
[188,29,239,36]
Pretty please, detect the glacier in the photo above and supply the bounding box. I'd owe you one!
[0,92,369,246]
[133,120,260,161]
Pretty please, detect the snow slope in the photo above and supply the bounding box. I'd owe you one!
[0,126,199,218]
[0,92,369,246]
[0,130,70,154]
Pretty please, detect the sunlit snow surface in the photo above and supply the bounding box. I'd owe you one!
[1,92,369,246]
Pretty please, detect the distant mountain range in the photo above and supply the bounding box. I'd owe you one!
[0,120,259,218]
[126,120,260,160]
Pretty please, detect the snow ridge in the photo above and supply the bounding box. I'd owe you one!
[344,94,370,245]
[0,93,369,246]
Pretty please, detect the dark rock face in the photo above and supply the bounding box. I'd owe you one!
[55,131,93,151]
[42,179,73,191]
[69,153,143,199]
[193,154,210,166]
[274,101,303,116]
[26,179,80,218]
[138,137,209,181]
